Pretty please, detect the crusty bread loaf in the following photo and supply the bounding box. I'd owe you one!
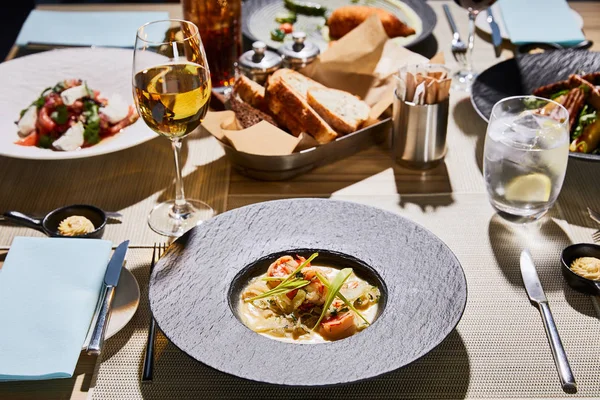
[327,6,416,39]
[266,69,337,144]
[229,94,278,129]
[307,87,371,134]
[234,75,267,111]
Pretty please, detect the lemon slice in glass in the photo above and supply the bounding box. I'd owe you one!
[505,173,552,202]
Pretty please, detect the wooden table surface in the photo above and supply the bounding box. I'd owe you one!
[0,2,599,399]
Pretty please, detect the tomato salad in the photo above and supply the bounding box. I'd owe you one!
[15,79,138,151]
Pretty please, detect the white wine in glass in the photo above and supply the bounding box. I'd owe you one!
[133,20,214,237]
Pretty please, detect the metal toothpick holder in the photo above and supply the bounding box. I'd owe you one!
[392,90,449,169]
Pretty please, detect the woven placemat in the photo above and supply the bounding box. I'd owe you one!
[90,194,600,399]
[0,130,229,248]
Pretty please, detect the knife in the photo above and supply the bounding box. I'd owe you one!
[486,8,502,58]
[520,250,577,393]
[87,240,130,355]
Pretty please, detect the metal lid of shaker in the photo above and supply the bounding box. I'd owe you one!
[238,41,282,73]
[278,32,320,66]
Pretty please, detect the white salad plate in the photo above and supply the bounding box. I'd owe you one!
[0,48,156,160]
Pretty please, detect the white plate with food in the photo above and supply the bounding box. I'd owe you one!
[475,3,583,41]
[0,48,156,160]
[242,0,437,52]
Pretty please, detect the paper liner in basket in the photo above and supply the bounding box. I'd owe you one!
[202,15,428,156]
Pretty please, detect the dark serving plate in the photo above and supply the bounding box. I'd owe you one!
[242,0,437,52]
[471,50,600,162]
[149,198,467,386]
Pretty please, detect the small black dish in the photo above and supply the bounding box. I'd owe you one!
[560,243,600,295]
[3,204,107,239]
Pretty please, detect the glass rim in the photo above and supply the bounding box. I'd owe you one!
[490,95,569,127]
[136,19,200,46]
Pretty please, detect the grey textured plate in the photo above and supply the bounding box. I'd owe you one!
[150,199,467,386]
[242,0,437,52]
[471,50,600,162]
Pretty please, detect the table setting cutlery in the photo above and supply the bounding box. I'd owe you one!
[486,8,502,58]
[87,240,130,355]
[142,243,166,382]
[520,249,577,393]
[443,5,467,67]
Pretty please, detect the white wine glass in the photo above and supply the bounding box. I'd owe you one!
[133,19,214,237]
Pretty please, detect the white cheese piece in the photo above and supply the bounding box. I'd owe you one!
[100,94,129,124]
[53,122,85,151]
[60,84,89,106]
[18,106,37,136]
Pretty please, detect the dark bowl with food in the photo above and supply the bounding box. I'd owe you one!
[560,243,600,295]
[3,204,106,238]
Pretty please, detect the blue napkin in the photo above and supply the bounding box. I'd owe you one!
[16,10,170,48]
[498,0,584,46]
[0,237,112,381]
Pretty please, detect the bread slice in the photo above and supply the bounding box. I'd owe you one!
[307,87,371,134]
[234,75,267,111]
[229,94,278,129]
[269,69,325,100]
[266,69,337,144]
[266,95,306,137]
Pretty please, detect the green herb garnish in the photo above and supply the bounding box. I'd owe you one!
[270,28,286,42]
[249,253,318,302]
[313,268,352,330]
[50,105,69,124]
[275,11,297,23]
[550,89,570,100]
[573,104,597,139]
[52,81,66,93]
[83,100,101,145]
[315,271,370,326]
[523,96,546,110]
[37,135,53,149]
[19,87,51,118]
[245,278,310,302]
[275,253,319,288]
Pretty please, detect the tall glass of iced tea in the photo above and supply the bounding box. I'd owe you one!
[183,0,242,92]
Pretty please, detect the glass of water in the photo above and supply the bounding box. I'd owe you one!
[483,96,570,223]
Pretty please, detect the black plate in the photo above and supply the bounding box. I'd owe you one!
[242,0,437,52]
[471,50,600,162]
[150,198,467,386]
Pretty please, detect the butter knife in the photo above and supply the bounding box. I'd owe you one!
[520,250,577,393]
[87,240,129,355]
[487,8,502,58]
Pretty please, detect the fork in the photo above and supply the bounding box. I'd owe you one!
[443,4,468,65]
[588,207,600,225]
[142,243,166,382]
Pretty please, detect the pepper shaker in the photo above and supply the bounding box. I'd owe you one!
[278,32,320,70]
[237,41,282,85]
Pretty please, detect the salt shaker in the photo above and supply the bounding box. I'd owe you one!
[237,41,282,85]
[278,32,320,70]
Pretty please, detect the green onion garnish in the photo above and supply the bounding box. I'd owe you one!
[312,268,352,330]
[315,271,370,326]
[245,278,310,302]
[247,253,319,302]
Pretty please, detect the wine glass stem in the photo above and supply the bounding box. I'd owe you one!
[171,138,188,215]
[466,11,476,74]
